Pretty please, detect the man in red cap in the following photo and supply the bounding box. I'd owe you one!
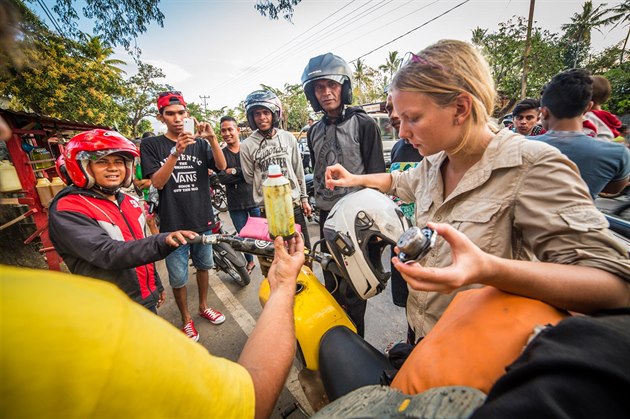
[140,91,227,341]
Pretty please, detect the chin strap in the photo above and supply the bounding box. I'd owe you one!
[92,183,121,196]
[259,128,276,139]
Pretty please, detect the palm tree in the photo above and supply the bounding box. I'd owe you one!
[378,51,401,87]
[561,1,609,67]
[353,58,367,104]
[81,35,126,75]
[600,1,630,65]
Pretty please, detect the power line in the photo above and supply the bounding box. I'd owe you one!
[35,0,64,35]
[208,0,362,92]
[211,0,399,93]
[351,0,471,63]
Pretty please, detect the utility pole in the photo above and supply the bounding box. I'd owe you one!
[520,0,536,100]
[199,95,210,116]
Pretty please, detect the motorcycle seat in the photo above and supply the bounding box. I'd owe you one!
[319,325,392,402]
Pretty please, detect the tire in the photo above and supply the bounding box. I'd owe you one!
[212,187,228,213]
[224,258,251,287]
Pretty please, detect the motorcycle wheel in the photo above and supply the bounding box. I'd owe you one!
[223,258,251,287]
[212,187,228,213]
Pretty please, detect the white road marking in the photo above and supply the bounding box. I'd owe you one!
[207,273,313,414]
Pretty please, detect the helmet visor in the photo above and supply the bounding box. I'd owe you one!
[76,149,133,162]
[304,74,346,87]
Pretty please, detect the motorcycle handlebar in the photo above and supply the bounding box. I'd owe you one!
[187,234,343,276]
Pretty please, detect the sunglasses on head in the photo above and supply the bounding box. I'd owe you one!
[398,51,447,73]
[158,91,182,98]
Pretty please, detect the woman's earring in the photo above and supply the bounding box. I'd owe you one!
[453,118,460,126]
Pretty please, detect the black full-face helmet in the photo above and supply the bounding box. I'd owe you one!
[301,53,353,112]
[244,90,283,130]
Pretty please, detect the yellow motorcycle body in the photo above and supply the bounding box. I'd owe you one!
[259,265,357,371]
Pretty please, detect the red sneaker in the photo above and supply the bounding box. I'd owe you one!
[200,308,225,325]
[182,321,199,342]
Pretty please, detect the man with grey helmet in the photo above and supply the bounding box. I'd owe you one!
[301,53,386,337]
[239,90,312,251]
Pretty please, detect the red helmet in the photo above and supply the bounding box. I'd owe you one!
[55,155,72,185]
[64,129,139,189]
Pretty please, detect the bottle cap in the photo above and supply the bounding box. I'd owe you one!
[268,164,282,177]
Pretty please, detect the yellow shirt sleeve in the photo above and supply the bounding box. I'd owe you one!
[0,265,255,419]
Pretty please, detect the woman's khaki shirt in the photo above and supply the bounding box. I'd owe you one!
[390,129,630,340]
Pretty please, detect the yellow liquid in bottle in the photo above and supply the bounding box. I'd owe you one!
[263,166,295,240]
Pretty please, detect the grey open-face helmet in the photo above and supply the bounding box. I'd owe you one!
[323,188,411,300]
[301,53,353,113]
[244,90,283,130]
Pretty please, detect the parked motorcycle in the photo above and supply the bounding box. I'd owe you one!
[209,172,228,213]
[191,188,411,411]
[209,218,251,287]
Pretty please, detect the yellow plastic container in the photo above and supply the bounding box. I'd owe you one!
[0,160,22,192]
[262,164,295,239]
[49,176,65,197]
[36,177,53,207]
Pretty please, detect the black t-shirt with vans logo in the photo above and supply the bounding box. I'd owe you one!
[141,135,218,233]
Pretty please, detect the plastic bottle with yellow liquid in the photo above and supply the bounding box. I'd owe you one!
[262,164,295,239]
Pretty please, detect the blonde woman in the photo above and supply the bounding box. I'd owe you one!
[325,40,630,342]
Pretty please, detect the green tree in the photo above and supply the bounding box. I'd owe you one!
[378,51,401,88]
[600,2,630,65]
[81,35,126,75]
[472,17,566,116]
[561,1,609,68]
[25,0,165,55]
[254,0,303,21]
[603,63,630,115]
[0,20,126,125]
[120,62,169,137]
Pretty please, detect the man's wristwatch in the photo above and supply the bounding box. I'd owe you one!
[229,168,237,175]
[170,146,181,158]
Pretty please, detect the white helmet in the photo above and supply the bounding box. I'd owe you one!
[323,188,412,300]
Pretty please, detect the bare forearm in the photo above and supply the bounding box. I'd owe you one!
[150,156,178,189]
[485,256,630,313]
[210,141,227,170]
[352,172,393,192]
[238,289,295,419]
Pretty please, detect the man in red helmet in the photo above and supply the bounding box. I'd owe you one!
[49,129,199,313]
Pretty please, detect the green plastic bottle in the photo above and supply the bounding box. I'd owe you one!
[262,164,295,240]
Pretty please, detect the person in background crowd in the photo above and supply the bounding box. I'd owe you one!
[584,75,622,141]
[532,69,630,199]
[140,91,227,341]
[301,52,386,337]
[133,131,159,236]
[512,98,545,136]
[239,90,312,251]
[217,116,259,274]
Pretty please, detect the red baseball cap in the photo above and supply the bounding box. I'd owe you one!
[157,91,187,111]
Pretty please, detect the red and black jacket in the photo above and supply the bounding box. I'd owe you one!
[49,186,172,310]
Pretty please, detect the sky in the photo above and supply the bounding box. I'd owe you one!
[35,0,627,114]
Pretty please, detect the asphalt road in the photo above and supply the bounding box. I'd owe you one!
[155,211,407,418]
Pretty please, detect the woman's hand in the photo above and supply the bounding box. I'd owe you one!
[325,164,355,190]
[392,222,493,293]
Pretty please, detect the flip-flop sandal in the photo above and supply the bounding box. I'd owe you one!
[246,263,256,274]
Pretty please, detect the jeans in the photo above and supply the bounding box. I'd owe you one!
[229,207,261,263]
[165,229,214,288]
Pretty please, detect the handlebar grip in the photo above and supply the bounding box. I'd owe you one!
[185,235,205,244]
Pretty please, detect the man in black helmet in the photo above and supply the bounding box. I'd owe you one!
[301,53,386,337]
